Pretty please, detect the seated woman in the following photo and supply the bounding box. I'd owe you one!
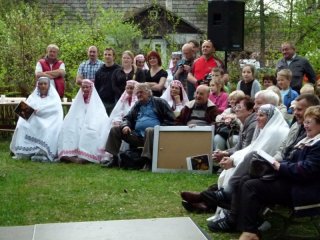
[207,104,290,231]
[236,105,320,240]
[161,80,189,115]
[109,80,138,126]
[214,96,256,160]
[181,105,289,218]
[10,77,63,162]
[58,79,109,164]
[213,90,245,150]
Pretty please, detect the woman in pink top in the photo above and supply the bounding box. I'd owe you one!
[209,68,229,113]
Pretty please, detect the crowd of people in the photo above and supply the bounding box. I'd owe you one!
[9,40,320,240]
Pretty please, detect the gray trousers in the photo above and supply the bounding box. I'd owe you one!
[105,126,154,160]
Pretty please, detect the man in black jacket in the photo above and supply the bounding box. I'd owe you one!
[105,83,175,168]
[95,47,120,115]
[276,42,316,93]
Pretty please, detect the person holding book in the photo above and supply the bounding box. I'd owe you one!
[236,105,320,240]
[10,77,63,162]
[206,104,289,232]
[181,104,289,221]
[208,94,320,234]
[58,79,109,164]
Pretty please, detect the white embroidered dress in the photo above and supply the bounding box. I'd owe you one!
[58,81,109,163]
[10,81,63,161]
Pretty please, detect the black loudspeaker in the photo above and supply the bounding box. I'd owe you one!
[208,0,245,51]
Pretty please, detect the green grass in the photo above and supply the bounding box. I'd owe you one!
[0,138,318,240]
[0,138,234,239]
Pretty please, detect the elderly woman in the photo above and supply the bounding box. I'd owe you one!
[206,104,289,232]
[181,105,289,218]
[236,105,320,240]
[145,51,168,97]
[10,77,63,162]
[161,80,188,114]
[58,79,109,164]
[112,50,145,101]
[165,52,182,88]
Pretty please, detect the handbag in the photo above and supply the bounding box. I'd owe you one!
[118,148,146,170]
[249,152,276,180]
[215,121,240,140]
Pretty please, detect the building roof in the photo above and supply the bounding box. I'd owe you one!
[125,4,204,37]
[42,0,207,32]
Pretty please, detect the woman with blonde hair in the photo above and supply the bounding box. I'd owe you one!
[112,50,145,101]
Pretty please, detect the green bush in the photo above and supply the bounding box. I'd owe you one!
[0,3,142,98]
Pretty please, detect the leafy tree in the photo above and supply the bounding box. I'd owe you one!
[0,2,142,97]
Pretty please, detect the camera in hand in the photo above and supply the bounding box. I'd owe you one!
[178,59,186,67]
[177,59,191,67]
[198,73,212,86]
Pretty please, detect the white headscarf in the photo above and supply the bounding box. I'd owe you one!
[58,79,110,163]
[134,54,149,70]
[168,51,182,69]
[218,104,290,189]
[10,77,63,161]
[161,80,189,112]
[109,80,138,124]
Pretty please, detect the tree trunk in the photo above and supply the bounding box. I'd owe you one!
[259,0,265,67]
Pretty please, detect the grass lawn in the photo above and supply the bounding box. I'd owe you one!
[0,137,318,240]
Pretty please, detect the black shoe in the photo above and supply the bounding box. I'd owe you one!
[101,156,118,168]
[181,200,210,213]
[207,215,236,233]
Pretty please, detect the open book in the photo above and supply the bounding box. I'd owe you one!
[14,101,35,120]
[256,149,275,165]
[186,154,210,171]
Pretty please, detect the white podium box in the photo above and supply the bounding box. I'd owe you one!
[0,217,211,240]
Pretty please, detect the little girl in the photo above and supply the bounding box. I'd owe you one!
[209,68,229,113]
[236,64,261,98]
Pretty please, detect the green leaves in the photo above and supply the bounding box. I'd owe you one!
[0,3,142,98]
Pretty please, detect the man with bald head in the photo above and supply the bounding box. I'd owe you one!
[76,46,104,85]
[187,40,225,95]
[176,85,218,126]
[174,43,195,99]
[276,42,316,93]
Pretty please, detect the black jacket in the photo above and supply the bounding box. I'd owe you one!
[95,64,120,103]
[112,67,145,101]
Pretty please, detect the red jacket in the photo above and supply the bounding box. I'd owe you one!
[39,58,65,97]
